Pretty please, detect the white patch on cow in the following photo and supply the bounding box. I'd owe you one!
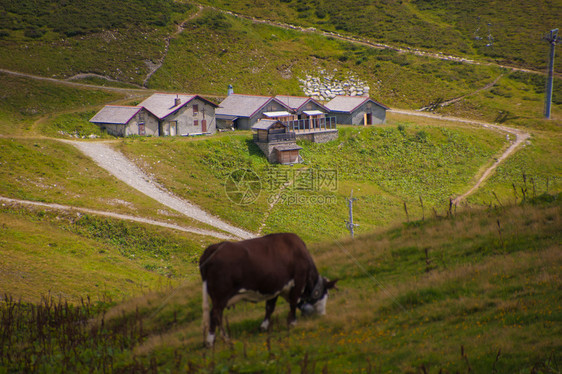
[313,294,328,315]
[260,319,270,331]
[206,333,215,347]
[226,279,295,307]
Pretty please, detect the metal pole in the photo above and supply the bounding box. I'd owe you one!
[544,28,559,119]
[346,190,358,238]
[545,40,556,119]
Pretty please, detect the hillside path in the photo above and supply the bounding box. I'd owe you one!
[62,140,254,239]
[390,109,530,204]
[210,7,557,78]
[142,5,204,87]
[0,196,234,240]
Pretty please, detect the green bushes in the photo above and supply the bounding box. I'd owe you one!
[0,0,193,38]
[196,0,561,73]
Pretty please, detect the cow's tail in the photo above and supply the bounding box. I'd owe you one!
[202,280,210,337]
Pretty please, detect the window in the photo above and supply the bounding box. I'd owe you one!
[194,120,199,127]
[193,105,199,115]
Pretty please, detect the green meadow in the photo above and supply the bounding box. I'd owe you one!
[1,198,560,372]
[1,0,561,371]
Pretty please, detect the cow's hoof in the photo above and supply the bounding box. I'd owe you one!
[205,333,215,348]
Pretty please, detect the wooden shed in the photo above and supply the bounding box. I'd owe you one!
[252,119,291,142]
[251,119,301,164]
[274,144,302,165]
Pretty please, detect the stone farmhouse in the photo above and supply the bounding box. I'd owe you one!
[215,94,294,130]
[89,106,160,137]
[325,96,389,125]
[90,93,218,137]
[91,88,389,142]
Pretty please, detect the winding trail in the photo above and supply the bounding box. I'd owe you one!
[210,6,558,78]
[0,7,536,228]
[0,68,149,96]
[390,109,531,205]
[142,5,204,87]
[0,196,235,240]
[63,140,254,240]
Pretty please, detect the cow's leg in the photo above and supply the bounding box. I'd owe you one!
[287,287,301,328]
[261,297,278,331]
[207,304,224,347]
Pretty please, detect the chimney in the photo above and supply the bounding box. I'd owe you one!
[174,95,181,106]
[227,84,234,96]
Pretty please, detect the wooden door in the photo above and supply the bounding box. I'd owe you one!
[202,119,207,133]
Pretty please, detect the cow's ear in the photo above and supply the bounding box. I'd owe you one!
[325,278,339,290]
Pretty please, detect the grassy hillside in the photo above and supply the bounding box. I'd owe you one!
[147,8,561,123]
[2,3,560,124]
[0,203,214,303]
[197,0,562,73]
[0,72,126,135]
[0,0,194,84]
[469,128,562,205]
[116,122,512,242]
[0,2,560,370]
[1,198,560,372]
[0,137,217,231]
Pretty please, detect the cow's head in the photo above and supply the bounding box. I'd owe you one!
[298,276,338,316]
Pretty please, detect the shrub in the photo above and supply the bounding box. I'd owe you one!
[24,28,45,38]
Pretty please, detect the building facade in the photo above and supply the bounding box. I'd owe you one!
[326,96,389,125]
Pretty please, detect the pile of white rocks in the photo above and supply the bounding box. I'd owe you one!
[299,70,370,101]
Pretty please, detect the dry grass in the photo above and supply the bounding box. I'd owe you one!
[3,199,560,372]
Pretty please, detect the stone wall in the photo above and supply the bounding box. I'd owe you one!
[299,70,370,101]
[295,130,338,143]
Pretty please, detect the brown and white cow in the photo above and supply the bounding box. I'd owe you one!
[199,233,337,347]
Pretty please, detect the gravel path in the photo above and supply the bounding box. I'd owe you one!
[64,140,254,239]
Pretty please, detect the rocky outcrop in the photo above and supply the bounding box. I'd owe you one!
[299,70,370,101]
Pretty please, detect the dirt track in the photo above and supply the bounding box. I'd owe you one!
[390,109,530,204]
[1,112,528,237]
[63,140,254,239]
[0,196,235,240]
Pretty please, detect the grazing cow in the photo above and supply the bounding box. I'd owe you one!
[199,233,337,347]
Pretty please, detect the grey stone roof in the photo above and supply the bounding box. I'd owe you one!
[89,106,142,124]
[138,93,196,119]
[325,96,389,113]
[216,94,292,118]
[275,95,309,109]
[216,94,272,118]
[138,93,218,120]
[275,95,329,112]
